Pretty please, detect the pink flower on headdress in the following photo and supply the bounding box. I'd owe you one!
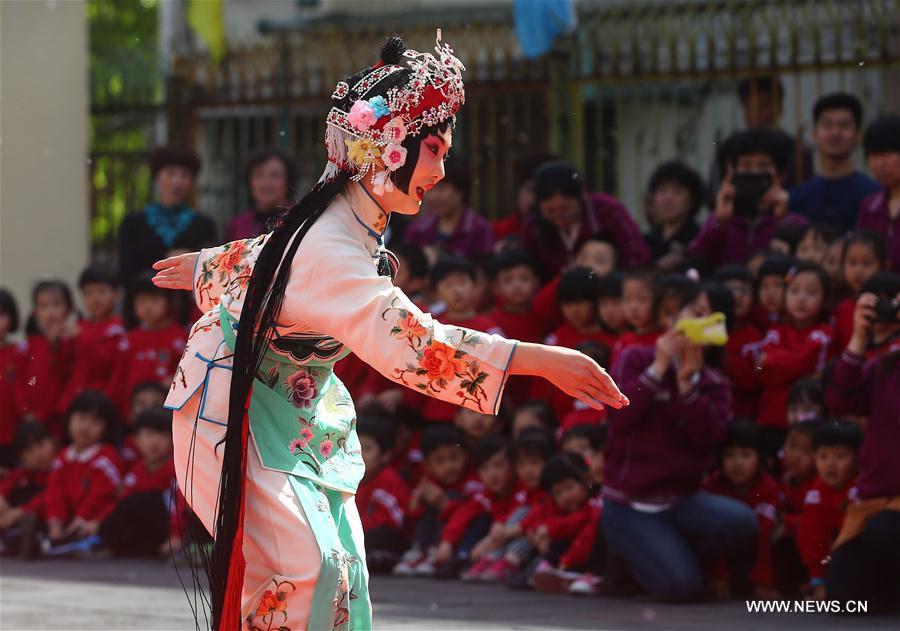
[348,100,377,131]
[382,144,407,171]
[383,118,407,143]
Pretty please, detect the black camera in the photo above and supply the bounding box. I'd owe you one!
[731,171,772,219]
[872,297,900,323]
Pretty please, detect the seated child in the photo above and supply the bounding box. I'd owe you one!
[611,269,664,366]
[797,420,862,600]
[43,391,123,550]
[488,249,544,343]
[703,422,782,599]
[355,410,410,573]
[520,453,594,586]
[786,379,826,426]
[795,224,837,267]
[774,421,818,596]
[749,255,795,331]
[438,435,523,579]
[109,273,187,417]
[0,422,56,557]
[455,407,501,449]
[510,400,557,439]
[394,425,480,576]
[714,264,763,419]
[98,407,178,557]
[832,231,888,351]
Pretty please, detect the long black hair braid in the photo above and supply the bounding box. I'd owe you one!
[207,34,450,629]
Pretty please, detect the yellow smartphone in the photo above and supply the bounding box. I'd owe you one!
[674,312,728,346]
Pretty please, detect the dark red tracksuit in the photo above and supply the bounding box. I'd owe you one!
[797,476,858,580]
[355,465,410,532]
[44,444,123,524]
[440,484,528,546]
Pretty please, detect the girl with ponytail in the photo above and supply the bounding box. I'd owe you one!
[152,33,628,630]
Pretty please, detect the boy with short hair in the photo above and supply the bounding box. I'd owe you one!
[797,420,862,599]
[355,411,410,573]
[488,249,544,343]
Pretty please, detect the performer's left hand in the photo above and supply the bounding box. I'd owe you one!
[152,252,200,291]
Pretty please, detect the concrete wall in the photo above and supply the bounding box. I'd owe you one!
[0,0,89,324]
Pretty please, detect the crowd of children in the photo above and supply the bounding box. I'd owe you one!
[0,94,898,610]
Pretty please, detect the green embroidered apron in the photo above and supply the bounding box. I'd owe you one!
[220,305,372,630]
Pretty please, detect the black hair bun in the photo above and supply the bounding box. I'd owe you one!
[380,36,406,65]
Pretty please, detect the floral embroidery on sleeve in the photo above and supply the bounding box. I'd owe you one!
[381,297,492,412]
[195,236,264,309]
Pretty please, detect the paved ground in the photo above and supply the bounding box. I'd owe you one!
[1,558,896,630]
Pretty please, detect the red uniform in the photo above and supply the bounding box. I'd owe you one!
[832,297,855,354]
[559,402,607,435]
[62,317,126,405]
[44,444,123,523]
[723,321,763,420]
[0,341,27,446]
[520,499,595,542]
[781,473,814,537]
[355,465,410,532]
[441,484,527,545]
[120,457,176,498]
[406,472,482,524]
[489,308,545,344]
[531,276,563,335]
[611,329,664,369]
[0,467,49,518]
[558,496,602,569]
[109,323,187,417]
[704,470,782,587]
[15,335,77,435]
[797,476,857,580]
[745,323,834,428]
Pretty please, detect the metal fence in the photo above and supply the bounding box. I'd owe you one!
[92,0,900,256]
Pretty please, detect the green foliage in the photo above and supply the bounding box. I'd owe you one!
[88,0,160,249]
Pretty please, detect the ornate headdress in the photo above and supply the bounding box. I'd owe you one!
[319,30,466,195]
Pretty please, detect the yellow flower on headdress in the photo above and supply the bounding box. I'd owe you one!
[345,138,381,167]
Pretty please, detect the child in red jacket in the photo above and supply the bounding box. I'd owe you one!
[611,269,669,366]
[714,265,763,420]
[703,422,782,599]
[354,411,410,573]
[0,288,26,467]
[520,453,595,586]
[488,249,544,344]
[832,231,888,352]
[438,436,525,579]
[97,407,179,557]
[798,420,861,600]
[0,422,56,557]
[393,425,481,576]
[109,274,186,418]
[62,265,125,405]
[16,280,78,438]
[745,263,834,459]
[43,391,123,549]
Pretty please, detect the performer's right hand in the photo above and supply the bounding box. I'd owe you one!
[151,252,199,291]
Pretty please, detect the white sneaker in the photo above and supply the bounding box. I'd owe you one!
[392,549,424,576]
[569,573,602,596]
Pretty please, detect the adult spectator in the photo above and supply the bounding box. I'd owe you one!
[520,161,649,278]
[118,145,216,284]
[789,93,879,233]
[226,147,298,241]
[602,280,757,601]
[642,161,705,271]
[404,155,495,259]
[689,129,807,267]
[857,115,900,272]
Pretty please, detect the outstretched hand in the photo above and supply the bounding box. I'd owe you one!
[151,252,199,291]
[511,342,629,411]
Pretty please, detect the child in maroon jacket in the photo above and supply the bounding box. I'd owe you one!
[703,422,782,599]
[438,435,525,579]
[744,263,835,458]
[355,411,410,573]
[63,265,125,405]
[109,274,187,419]
[43,391,123,548]
[16,280,78,438]
[797,421,861,600]
[0,422,56,557]
[393,425,481,577]
[98,407,178,557]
